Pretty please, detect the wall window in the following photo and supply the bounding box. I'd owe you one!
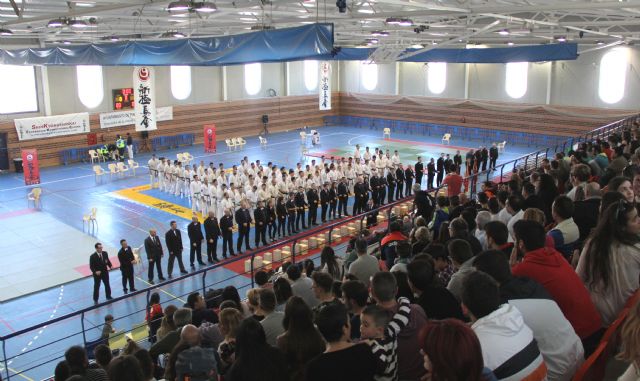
[361,62,378,91]
[244,63,262,95]
[599,48,628,104]
[170,65,192,100]
[77,65,104,108]
[304,60,319,91]
[427,62,447,94]
[505,62,528,99]
[0,65,38,114]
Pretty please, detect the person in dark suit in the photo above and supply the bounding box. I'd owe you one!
[90,242,113,304]
[436,153,445,187]
[404,165,414,196]
[165,221,188,279]
[320,183,330,222]
[415,157,424,188]
[387,171,396,204]
[203,211,220,263]
[254,200,269,247]
[294,187,307,230]
[306,185,319,226]
[378,174,387,206]
[353,176,367,215]
[427,158,436,190]
[235,200,253,253]
[144,229,165,284]
[365,198,378,228]
[276,196,288,238]
[329,182,338,219]
[395,165,405,199]
[187,216,205,267]
[369,171,379,208]
[267,199,277,241]
[117,239,136,294]
[481,146,489,171]
[489,143,499,170]
[220,208,235,258]
[286,193,297,234]
[337,177,349,218]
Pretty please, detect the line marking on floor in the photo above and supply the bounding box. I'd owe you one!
[0,367,35,381]
[347,135,366,145]
[135,277,186,303]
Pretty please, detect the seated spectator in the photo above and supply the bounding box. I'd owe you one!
[609,176,635,203]
[371,272,427,381]
[273,277,293,312]
[392,271,414,302]
[150,307,192,361]
[306,303,377,381]
[413,183,434,222]
[312,272,341,315]
[566,164,591,201]
[411,226,431,256]
[495,191,512,226]
[156,305,178,342]
[54,360,71,381]
[408,216,427,243]
[257,288,285,346]
[505,194,525,241]
[187,292,218,327]
[407,255,464,320]
[348,238,380,287]
[448,195,464,220]
[577,200,640,326]
[547,196,580,260]
[341,280,369,340]
[572,182,601,242]
[221,286,251,317]
[173,324,217,381]
[536,173,558,222]
[93,344,112,370]
[216,308,243,375]
[381,221,409,270]
[227,319,288,381]
[446,239,475,300]
[246,288,264,321]
[320,246,344,280]
[616,299,640,381]
[389,241,412,273]
[448,217,482,255]
[277,296,326,381]
[473,251,584,381]
[522,208,555,249]
[101,314,115,340]
[108,355,145,381]
[419,319,495,381]
[462,271,547,381]
[511,220,603,355]
[475,211,491,251]
[65,346,108,381]
[288,264,319,308]
[132,349,154,381]
[430,196,449,237]
[254,270,272,289]
[484,221,513,260]
[522,182,544,211]
[145,292,163,323]
[424,243,455,287]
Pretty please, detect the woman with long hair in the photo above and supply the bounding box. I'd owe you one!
[217,308,243,375]
[420,319,494,381]
[221,285,251,317]
[320,246,344,280]
[577,200,640,325]
[145,292,163,343]
[156,305,177,341]
[608,176,635,203]
[535,173,559,223]
[273,277,293,311]
[276,296,326,381]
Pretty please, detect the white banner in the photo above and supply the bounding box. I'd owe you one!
[319,61,331,110]
[14,112,90,141]
[99,106,173,129]
[133,66,157,131]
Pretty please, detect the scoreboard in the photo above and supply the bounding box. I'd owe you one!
[112,88,134,110]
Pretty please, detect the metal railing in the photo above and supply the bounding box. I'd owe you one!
[1,113,637,381]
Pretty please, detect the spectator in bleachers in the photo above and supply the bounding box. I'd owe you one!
[522,208,555,249]
[430,196,449,237]
[156,304,178,342]
[312,272,342,317]
[475,211,491,251]
[108,355,145,381]
[187,292,218,327]
[577,200,640,326]
[448,217,482,255]
[277,296,326,381]
[100,314,115,340]
[306,303,377,381]
[132,349,154,381]
[473,251,584,381]
[617,299,640,381]
[273,277,293,312]
[257,288,285,346]
[371,272,427,381]
[495,191,512,225]
[511,220,603,355]
[341,280,369,340]
[64,345,108,381]
[600,146,628,187]
[484,221,512,260]
[320,246,345,280]
[54,360,71,381]
[609,176,635,203]
[150,307,192,361]
[216,308,243,375]
[442,165,463,197]
[422,243,455,287]
[410,226,430,256]
[446,239,474,301]
[522,182,544,212]
[461,271,547,381]
[173,324,217,381]
[381,221,409,270]
[448,195,464,220]
[93,344,112,371]
[547,196,580,260]
[506,195,526,241]
[407,255,464,320]
[348,238,380,287]
[572,182,602,242]
[254,270,271,288]
[227,318,288,381]
[566,164,591,201]
[287,264,319,308]
[412,183,434,222]
[221,285,251,317]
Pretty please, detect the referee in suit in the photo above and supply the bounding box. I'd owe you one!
[117,239,137,294]
[165,221,188,278]
[90,242,113,304]
[235,200,253,254]
[144,229,165,284]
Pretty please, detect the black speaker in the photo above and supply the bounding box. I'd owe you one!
[262,114,269,124]
[141,131,149,139]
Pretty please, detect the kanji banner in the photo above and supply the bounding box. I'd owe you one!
[204,124,216,153]
[21,149,40,185]
[14,112,90,141]
[133,66,157,132]
[319,61,331,110]
[99,106,173,129]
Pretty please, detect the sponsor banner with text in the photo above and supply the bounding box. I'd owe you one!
[14,112,90,141]
[100,106,173,129]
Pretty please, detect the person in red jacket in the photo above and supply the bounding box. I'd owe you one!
[511,219,604,356]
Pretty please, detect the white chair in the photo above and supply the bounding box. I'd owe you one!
[300,131,307,144]
[83,207,98,230]
[93,165,106,182]
[225,139,236,151]
[176,153,185,163]
[27,187,42,209]
[497,141,507,153]
[383,128,391,139]
[128,159,140,175]
[234,137,246,150]
[182,152,194,165]
[310,129,317,135]
[107,163,119,179]
[442,133,451,145]
[117,162,130,176]
[259,135,268,148]
[88,149,102,164]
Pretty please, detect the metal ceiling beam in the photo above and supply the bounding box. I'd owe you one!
[8,0,21,18]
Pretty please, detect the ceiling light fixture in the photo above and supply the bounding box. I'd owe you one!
[167,0,191,11]
[195,2,217,12]
[0,27,13,36]
[386,17,413,26]
[370,30,388,37]
[69,19,88,28]
[556,36,567,42]
[507,41,514,46]
[47,18,65,28]
[498,29,509,36]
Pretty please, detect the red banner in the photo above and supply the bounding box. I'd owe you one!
[22,149,41,185]
[204,124,216,153]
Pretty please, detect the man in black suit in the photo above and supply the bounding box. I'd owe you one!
[329,182,338,219]
[187,216,205,267]
[144,229,165,284]
[286,193,297,234]
[165,221,187,279]
[90,242,113,304]
[378,173,387,205]
[415,157,424,188]
[436,153,445,187]
[294,187,307,230]
[306,185,319,226]
[386,171,396,204]
[254,200,269,247]
[369,171,379,208]
[337,177,349,218]
[320,183,330,222]
[453,150,463,169]
[395,165,405,199]
[235,200,252,253]
[427,158,436,190]
[489,143,499,170]
[353,176,367,215]
[203,211,220,263]
[220,208,235,258]
[481,146,489,171]
[117,239,136,294]
[404,165,414,197]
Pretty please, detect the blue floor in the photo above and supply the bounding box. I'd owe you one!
[0,126,538,380]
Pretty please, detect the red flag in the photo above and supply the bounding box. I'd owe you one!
[22,149,41,185]
[204,124,216,153]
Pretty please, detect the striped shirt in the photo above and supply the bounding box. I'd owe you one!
[368,297,412,381]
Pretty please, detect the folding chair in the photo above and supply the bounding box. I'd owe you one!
[27,187,42,209]
[83,207,98,230]
[442,133,451,145]
[383,128,391,139]
[117,161,130,177]
[88,149,101,164]
[128,159,140,176]
[259,135,268,148]
[497,141,507,153]
[107,163,119,179]
[225,139,236,151]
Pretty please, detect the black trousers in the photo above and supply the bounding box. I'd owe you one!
[482,160,488,171]
[308,207,318,225]
[378,189,386,205]
[237,227,250,252]
[190,241,203,265]
[415,174,423,187]
[222,233,234,257]
[427,175,435,189]
[167,253,185,276]
[321,204,328,222]
[148,257,164,281]
[120,267,135,291]
[329,202,337,219]
[490,157,497,169]
[268,221,277,239]
[93,272,111,302]
[353,197,364,215]
[255,225,268,246]
[405,180,412,196]
[396,183,404,199]
[278,217,287,236]
[288,214,296,233]
[436,173,444,187]
[338,198,348,217]
[207,237,218,261]
[296,210,306,229]
[388,186,395,203]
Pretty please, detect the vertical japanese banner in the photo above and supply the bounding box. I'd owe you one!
[133,66,157,132]
[319,61,331,110]
[204,124,217,153]
[22,149,40,185]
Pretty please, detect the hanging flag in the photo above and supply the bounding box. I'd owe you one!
[133,66,157,131]
[319,62,331,110]
[21,149,40,185]
[204,124,217,153]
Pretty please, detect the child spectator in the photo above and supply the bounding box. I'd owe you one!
[101,314,115,339]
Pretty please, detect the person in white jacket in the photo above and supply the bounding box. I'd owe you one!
[462,271,547,381]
